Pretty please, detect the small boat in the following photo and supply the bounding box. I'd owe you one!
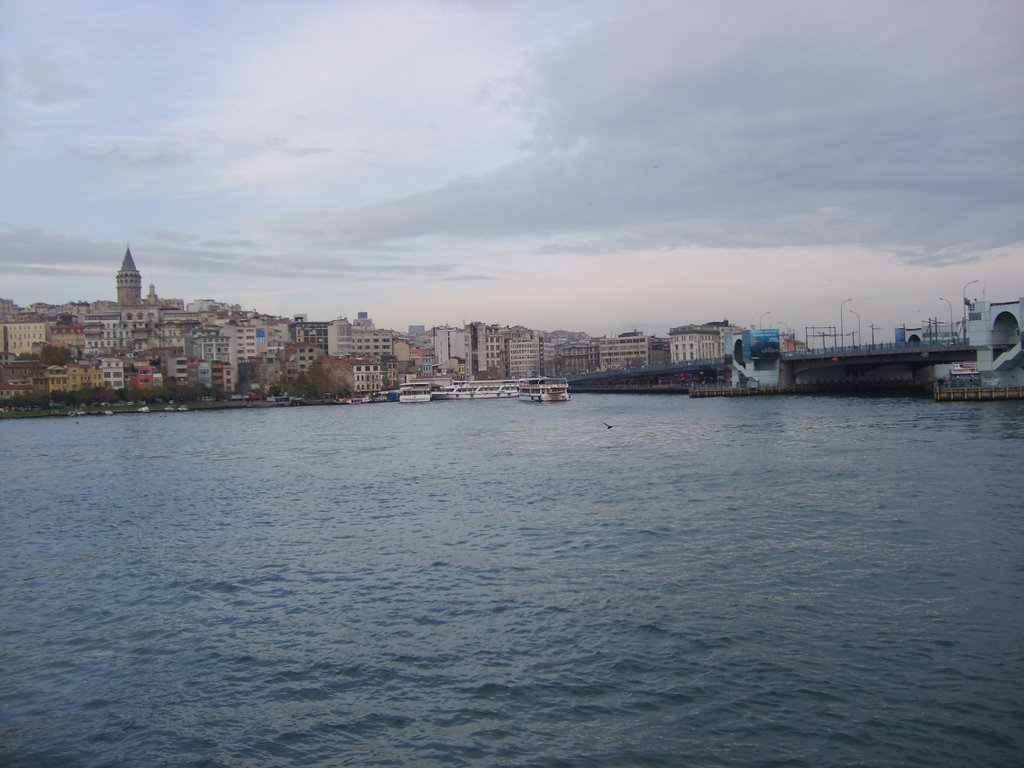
[398,381,433,403]
[518,377,571,403]
[137,406,150,413]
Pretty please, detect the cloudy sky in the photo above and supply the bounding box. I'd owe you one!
[1,0,1021,337]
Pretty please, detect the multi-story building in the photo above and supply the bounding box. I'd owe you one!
[65,363,105,391]
[352,326,394,359]
[290,316,329,351]
[465,322,511,379]
[1,320,51,355]
[282,343,324,381]
[162,355,201,388]
[0,359,47,395]
[668,321,738,362]
[99,357,126,390]
[320,355,383,394]
[597,331,654,370]
[126,361,162,391]
[188,327,232,363]
[154,311,202,351]
[552,341,600,375]
[37,362,105,394]
[205,321,264,367]
[393,338,431,379]
[509,331,545,378]
[327,317,354,358]
[198,360,236,393]
[348,356,383,393]
[51,324,85,354]
[433,325,467,373]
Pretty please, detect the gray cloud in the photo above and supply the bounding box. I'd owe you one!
[0,228,483,284]
[306,2,1023,267]
[263,137,333,158]
[70,143,193,168]
[11,47,94,106]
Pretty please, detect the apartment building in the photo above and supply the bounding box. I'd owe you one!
[290,317,329,351]
[1,320,51,355]
[352,326,394,359]
[509,331,545,378]
[597,332,654,370]
[553,341,600,375]
[668,321,738,362]
[465,322,510,379]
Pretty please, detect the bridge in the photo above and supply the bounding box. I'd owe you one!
[567,341,977,394]
[567,297,1021,395]
[779,341,975,388]
[566,359,723,393]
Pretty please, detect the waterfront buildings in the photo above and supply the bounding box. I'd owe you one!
[6,247,1015,402]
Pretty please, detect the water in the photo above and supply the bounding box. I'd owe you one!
[1,395,1022,767]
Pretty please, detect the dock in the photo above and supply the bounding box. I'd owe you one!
[934,386,1024,401]
[689,385,799,398]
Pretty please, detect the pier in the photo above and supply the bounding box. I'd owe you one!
[934,386,1024,401]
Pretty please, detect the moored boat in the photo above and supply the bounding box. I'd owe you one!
[398,381,433,403]
[518,377,571,402]
[432,379,521,400]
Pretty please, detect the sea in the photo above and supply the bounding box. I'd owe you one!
[1,394,1022,767]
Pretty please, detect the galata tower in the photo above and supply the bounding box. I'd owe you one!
[116,246,142,306]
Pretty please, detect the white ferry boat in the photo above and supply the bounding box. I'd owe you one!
[518,377,571,402]
[432,379,521,400]
[398,381,433,403]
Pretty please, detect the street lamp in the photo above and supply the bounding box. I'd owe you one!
[759,311,771,329]
[840,298,853,348]
[961,280,979,340]
[848,309,861,347]
[939,297,953,345]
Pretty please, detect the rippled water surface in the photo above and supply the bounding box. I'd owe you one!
[2,395,1023,766]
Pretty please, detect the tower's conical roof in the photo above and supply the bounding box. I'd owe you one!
[120,246,138,273]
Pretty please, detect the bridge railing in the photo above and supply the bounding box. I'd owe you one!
[783,340,974,359]
[565,358,724,382]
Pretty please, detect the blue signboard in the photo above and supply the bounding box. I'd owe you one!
[743,329,780,359]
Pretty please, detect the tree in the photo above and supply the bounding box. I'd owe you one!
[289,360,332,399]
[41,345,74,366]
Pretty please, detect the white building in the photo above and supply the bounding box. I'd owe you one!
[668,321,738,362]
[433,325,467,372]
[328,317,354,358]
[967,298,1023,385]
[465,322,511,379]
[597,332,652,370]
[352,326,394,359]
[509,331,545,378]
[99,357,126,390]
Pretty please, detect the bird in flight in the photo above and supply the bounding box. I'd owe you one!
[602,422,615,429]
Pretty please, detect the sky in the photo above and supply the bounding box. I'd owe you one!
[1,0,1021,338]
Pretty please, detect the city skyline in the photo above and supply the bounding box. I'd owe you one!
[2,1,1022,337]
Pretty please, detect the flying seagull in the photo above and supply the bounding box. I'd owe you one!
[602,422,615,429]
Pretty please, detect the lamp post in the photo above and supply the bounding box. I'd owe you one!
[848,309,861,347]
[939,297,953,345]
[759,311,771,329]
[840,298,853,348]
[961,280,979,340]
